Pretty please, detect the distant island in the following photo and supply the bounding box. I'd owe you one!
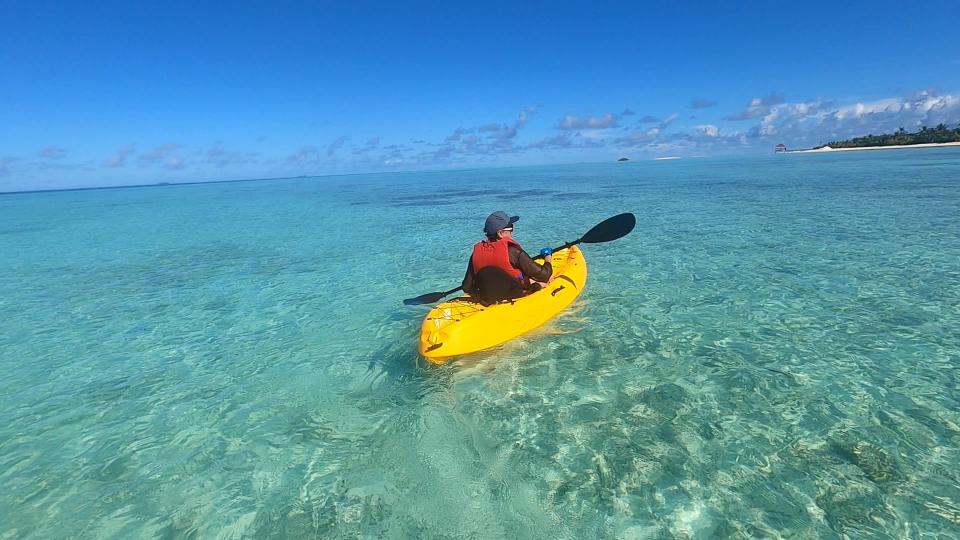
[818,123,960,149]
[617,157,630,162]
[777,123,960,153]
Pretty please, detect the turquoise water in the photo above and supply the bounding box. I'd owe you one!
[2,151,959,538]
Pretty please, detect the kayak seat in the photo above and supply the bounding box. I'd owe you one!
[472,266,538,306]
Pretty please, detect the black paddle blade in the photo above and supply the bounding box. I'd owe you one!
[581,212,636,244]
[403,285,463,306]
[403,292,446,306]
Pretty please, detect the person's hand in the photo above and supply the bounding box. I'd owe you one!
[539,248,552,264]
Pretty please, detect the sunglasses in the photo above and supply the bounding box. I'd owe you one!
[502,227,513,232]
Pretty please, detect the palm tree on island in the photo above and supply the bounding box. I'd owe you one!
[776,123,960,153]
[816,123,960,149]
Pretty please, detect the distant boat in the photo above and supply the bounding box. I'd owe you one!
[775,144,787,153]
[617,157,630,162]
[653,156,681,161]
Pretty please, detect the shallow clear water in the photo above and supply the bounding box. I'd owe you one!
[2,151,959,538]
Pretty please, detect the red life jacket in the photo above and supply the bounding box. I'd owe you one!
[471,237,528,284]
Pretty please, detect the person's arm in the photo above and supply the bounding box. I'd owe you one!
[509,245,552,282]
[462,258,476,294]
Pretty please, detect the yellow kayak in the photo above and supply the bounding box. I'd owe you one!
[419,245,587,363]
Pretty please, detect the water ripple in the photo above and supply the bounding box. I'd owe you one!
[2,155,960,537]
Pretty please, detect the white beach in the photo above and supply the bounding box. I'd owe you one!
[790,141,960,153]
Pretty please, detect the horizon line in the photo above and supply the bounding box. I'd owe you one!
[0,154,765,196]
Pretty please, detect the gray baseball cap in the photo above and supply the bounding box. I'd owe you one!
[484,211,520,235]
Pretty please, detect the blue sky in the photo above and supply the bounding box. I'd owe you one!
[2,1,960,191]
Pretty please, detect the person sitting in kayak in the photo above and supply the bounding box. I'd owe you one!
[462,211,553,305]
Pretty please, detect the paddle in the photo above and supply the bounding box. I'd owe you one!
[402,212,636,306]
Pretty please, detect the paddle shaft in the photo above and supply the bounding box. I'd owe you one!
[436,285,464,298]
[532,239,581,261]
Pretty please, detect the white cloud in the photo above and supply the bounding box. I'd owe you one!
[558,113,618,130]
[103,144,136,168]
[287,145,319,163]
[352,136,385,155]
[327,136,348,157]
[413,107,538,162]
[659,113,678,129]
[445,127,467,142]
[207,142,228,162]
[206,142,258,167]
[0,156,16,177]
[696,124,720,137]
[725,92,786,121]
[747,91,960,144]
[39,145,65,159]
[828,92,959,124]
[524,132,605,151]
[579,129,607,141]
[165,156,185,170]
[529,89,958,156]
[139,143,184,169]
[517,105,538,128]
